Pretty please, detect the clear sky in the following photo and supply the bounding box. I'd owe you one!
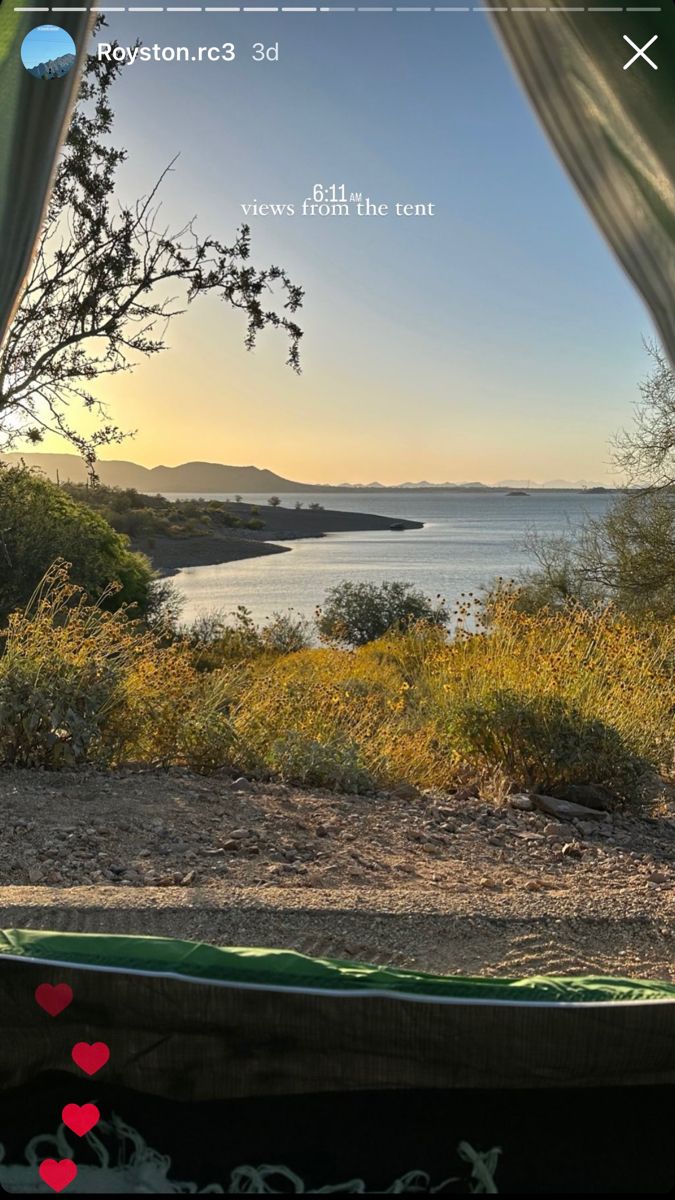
[31,11,655,484]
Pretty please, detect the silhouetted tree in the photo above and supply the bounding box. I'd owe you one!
[0,23,303,474]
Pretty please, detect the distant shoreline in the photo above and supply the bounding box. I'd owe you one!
[133,500,423,575]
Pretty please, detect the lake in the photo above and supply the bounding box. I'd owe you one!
[164,490,615,626]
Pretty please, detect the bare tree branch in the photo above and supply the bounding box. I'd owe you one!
[0,24,304,475]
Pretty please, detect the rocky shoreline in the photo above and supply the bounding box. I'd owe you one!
[132,500,423,573]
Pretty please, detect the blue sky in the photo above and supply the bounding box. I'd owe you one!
[21,24,75,69]
[37,12,655,484]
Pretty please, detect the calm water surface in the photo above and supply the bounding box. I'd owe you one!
[164,490,615,625]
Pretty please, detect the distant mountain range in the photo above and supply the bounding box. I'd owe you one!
[0,454,613,493]
[1,454,314,493]
[28,53,75,80]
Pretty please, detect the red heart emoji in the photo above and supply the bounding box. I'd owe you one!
[71,1041,110,1076]
[35,983,73,1017]
[62,1102,100,1137]
[39,1159,77,1192]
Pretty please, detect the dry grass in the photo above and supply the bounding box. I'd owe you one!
[1,570,673,804]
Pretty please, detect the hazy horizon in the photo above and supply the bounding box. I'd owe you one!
[3,450,617,490]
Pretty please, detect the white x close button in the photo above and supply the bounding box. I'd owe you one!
[623,34,658,71]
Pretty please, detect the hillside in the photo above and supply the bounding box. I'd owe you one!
[1,454,610,493]
[0,454,312,494]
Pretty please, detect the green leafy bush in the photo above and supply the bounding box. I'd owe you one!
[0,466,153,621]
[266,731,374,793]
[317,580,447,647]
[445,688,651,800]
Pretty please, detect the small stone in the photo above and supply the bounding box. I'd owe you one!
[181,869,196,885]
[648,872,670,885]
[510,794,534,811]
[229,829,248,840]
[28,866,44,884]
[230,778,255,793]
[562,842,583,858]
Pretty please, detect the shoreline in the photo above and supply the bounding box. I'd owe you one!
[133,500,423,574]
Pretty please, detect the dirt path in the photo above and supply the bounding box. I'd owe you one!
[1,767,674,979]
[1,885,673,980]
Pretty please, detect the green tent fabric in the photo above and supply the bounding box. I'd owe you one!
[0,4,93,346]
[1,928,675,1098]
[0,930,674,1192]
[491,6,675,368]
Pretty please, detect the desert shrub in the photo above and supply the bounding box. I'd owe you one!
[316,580,448,647]
[0,565,237,773]
[0,465,153,621]
[245,518,265,530]
[0,565,142,766]
[107,651,237,772]
[233,594,675,803]
[444,689,650,799]
[259,611,312,654]
[266,731,374,793]
[421,593,675,802]
[186,607,311,668]
[185,607,263,669]
[2,567,673,803]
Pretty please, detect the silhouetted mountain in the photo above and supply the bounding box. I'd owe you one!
[1,454,616,493]
[0,454,316,493]
[28,53,75,80]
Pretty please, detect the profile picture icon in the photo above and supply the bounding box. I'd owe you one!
[21,24,76,80]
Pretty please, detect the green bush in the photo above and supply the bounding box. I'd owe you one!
[445,688,651,800]
[0,466,153,621]
[259,611,312,654]
[266,731,374,793]
[316,580,447,647]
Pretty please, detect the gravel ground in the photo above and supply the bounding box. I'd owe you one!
[1,767,674,978]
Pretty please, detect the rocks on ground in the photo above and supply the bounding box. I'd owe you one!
[0,768,674,903]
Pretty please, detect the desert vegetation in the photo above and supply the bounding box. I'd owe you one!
[2,347,675,807]
[0,560,672,807]
[60,480,265,541]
